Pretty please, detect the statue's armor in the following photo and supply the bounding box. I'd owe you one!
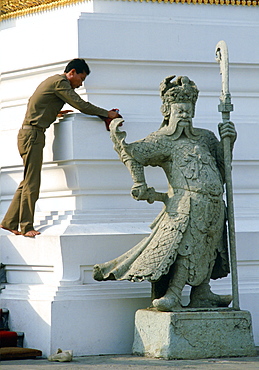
[93,128,229,287]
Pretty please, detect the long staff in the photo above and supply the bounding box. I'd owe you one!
[215,40,240,310]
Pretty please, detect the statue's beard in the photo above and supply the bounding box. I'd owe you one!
[161,119,199,140]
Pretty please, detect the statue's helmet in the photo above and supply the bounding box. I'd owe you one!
[160,75,199,118]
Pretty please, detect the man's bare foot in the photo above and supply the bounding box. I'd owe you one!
[0,225,21,235]
[23,230,41,238]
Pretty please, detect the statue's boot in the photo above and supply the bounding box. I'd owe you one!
[188,283,232,308]
[152,257,188,312]
[152,290,182,311]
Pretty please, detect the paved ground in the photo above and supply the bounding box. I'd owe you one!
[1,353,259,370]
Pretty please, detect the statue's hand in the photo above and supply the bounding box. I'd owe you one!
[131,183,148,201]
[131,185,164,204]
[109,118,124,133]
[218,121,237,144]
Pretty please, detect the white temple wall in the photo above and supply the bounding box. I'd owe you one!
[0,1,258,356]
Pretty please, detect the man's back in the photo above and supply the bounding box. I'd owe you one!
[23,74,66,129]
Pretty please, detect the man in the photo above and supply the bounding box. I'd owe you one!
[93,75,236,311]
[0,58,120,237]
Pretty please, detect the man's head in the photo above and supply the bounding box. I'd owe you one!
[64,59,91,89]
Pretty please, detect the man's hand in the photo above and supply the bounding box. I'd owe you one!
[108,110,120,119]
[218,121,237,144]
[57,110,73,117]
[100,109,123,131]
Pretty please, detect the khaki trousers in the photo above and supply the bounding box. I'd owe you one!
[1,127,45,234]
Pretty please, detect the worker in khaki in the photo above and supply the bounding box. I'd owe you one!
[0,58,120,237]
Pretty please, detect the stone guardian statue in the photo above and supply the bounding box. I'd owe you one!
[93,75,237,312]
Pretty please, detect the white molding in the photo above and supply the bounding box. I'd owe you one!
[79,11,259,28]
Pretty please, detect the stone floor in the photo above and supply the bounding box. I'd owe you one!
[1,352,259,370]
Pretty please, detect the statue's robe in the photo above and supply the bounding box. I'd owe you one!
[93,127,230,289]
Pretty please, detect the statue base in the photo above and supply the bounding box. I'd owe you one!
[132,309,257,360]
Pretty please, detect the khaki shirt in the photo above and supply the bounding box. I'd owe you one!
[22,74,108,129]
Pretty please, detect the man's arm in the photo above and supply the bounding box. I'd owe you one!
[57,109,119,120]
[55,79,110,117]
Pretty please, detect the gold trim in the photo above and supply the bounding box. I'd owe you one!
[1,0,258,21]
[1,0,87,21]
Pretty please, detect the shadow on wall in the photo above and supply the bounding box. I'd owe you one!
[0,264,7,285]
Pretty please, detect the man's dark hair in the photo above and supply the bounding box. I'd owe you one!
[64,59,91,75]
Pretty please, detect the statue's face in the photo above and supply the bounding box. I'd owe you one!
[170,102,193,127]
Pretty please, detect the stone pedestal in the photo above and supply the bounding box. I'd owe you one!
[133,309,257,360]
